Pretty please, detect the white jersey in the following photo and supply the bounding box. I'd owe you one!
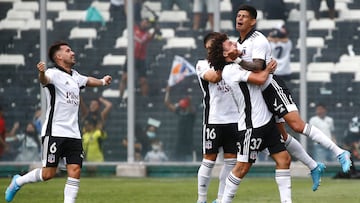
[269,39,292,76]
[196,59,239,124]
[221,63,273,130]
[41,67,88,139]
[237,29,273,89]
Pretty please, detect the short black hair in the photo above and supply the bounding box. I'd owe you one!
[237,4,257,19]
[48,41,70,63]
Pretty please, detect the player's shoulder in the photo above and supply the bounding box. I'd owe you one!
[196,59,210,72]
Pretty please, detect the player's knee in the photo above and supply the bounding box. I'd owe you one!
[289,121,305,133]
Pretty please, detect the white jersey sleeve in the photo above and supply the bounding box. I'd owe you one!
[196,59,211,78]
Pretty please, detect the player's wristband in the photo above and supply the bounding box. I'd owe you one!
[101,79,106,86]
[234,57,242,64]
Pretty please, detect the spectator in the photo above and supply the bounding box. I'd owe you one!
[192,0,214,31]
[311,0,335,19]
[264,0,288,20]
[144,138,168,162]
[82,118,107,162]
[32,108,42,135]
[80,96,113,130]
[309,103,336,162]
[121,118,161,161]
[12,122,41,162]
[0,106,20,161]
[161,0,192,17]
[109,0,126,22]
[164,86,196,161]
[267,25,292,82]
[344,116,360,161]
[119,18,156,103]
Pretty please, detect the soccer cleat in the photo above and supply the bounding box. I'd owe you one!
[196,201,206,203]
[5,174,21,202]
[337,151,352,173]
[212,199,221,203]
[310,162,326,191]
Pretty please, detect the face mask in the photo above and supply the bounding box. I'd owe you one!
[146,131,156,138]
[152,144,160,151]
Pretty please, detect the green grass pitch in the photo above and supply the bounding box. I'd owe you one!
[1,177,359,202]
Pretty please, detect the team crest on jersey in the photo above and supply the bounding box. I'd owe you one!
[205,140,212,149]
[250,151,257,160]
[48,154,56,163]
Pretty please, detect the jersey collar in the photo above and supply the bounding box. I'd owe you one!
[55,64,73,75]
[238,28,256,44]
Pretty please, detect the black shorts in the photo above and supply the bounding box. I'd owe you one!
[123,58,147,77]
[202,123,239,155]
[41,136,84,168]
[262,75,298,118]
[237,119,286,163]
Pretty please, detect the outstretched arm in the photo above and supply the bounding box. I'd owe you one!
[164,86,176,112]
[87,75,112,87]
[99,97,113,122]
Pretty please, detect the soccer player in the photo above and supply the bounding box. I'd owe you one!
[233,4,351,176]
[196,33,279,203]
[208,33,292,203]
[5,41,112,203]
[195,32,238,203]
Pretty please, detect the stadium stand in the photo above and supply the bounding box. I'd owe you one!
[0,0,360,166]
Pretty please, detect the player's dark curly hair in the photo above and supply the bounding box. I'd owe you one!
[207,33,228,71]
[48,41,70,63]
[203,32,222,48]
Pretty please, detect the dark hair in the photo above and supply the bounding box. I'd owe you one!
[237,4,257,19]
[48,41,70,63]
[207,33,228,71]
[203,32,222,48]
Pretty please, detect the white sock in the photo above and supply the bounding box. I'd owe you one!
[221,172,241,203]
[217,158,236,201]
[303,124,343,156]
[64,177,80,203]
[285,134,317,170]
[197,159,215,202]
[275,169,292,203]
[16,168,43,186]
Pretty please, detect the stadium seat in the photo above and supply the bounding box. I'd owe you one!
[0,54,25,66]
[159,28,175,39]
[91,1,110,11]
[6,9,34,20]
[256,19,285,30]
[339,9,360,20]
[56,10,86,22]
[220,20,234,31]
[296,37,325,62]
[114,36,128,48]
[13,1,39,12]
[287,9,315,21]
[47,1,67,12]
[306,72,331,82]
[102,54,126,66]
[307,62,335,73]
[69,27,97,49]
[308,19,335,39]
[334,61,360,73]
[162,37,196,49]
[23,19,54,31]
[220,0,232,12]
[158,10,188,29]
